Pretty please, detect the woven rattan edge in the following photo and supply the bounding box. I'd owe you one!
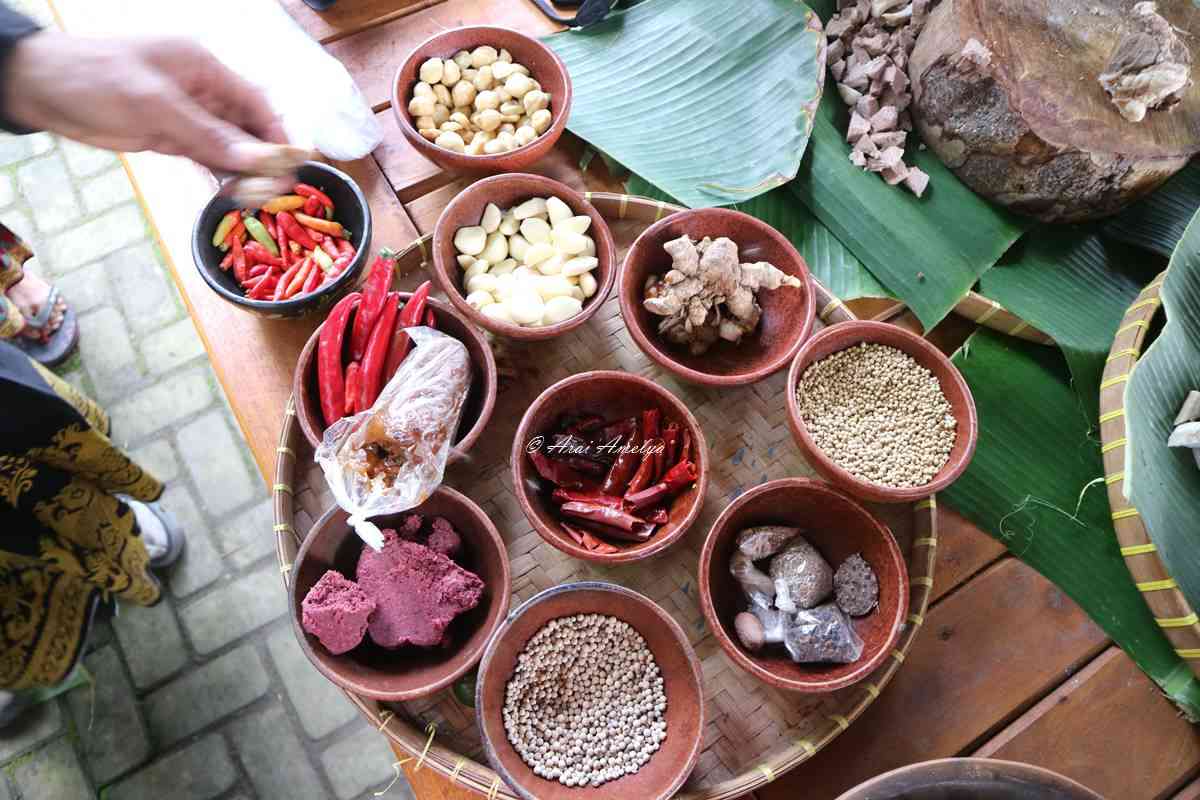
[1099,272,1200,676]
[273,192,940,799]
[953,292,1053,345]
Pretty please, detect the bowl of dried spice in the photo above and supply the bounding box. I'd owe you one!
[475,581,704,800]
[786,320,979,504]
[699,477,909,693]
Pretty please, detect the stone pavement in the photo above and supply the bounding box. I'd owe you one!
[0,5,414,798]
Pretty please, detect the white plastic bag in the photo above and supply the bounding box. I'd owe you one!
[94,0,382,160]
[316,328,471,550]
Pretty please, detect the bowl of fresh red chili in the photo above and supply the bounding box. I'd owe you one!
[192,161,372,319]
[292,265,497,458]
[511,370,709,564]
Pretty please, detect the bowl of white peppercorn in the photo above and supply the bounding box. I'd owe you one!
[786,320,979,504]
[392,26,572,173]
[475,581,704,800]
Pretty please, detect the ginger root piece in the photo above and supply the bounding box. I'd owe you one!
[909,0,1200,222]
[643,235,801,355]
[1099,2,1192,123]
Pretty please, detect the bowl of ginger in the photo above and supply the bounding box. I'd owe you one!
[618,208,815,386]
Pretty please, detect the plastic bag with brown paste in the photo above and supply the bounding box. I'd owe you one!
[316,327,470,550]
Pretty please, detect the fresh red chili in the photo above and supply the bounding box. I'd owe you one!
[423,308,436,327]
[337,239,354,258]
[277,211,318,250]
[358,293,401,410]
[303,195,322,218]
[247,275,278,300]
[258,211,276,241]
[231,235,248,284]
[624,460,698,511]
[283,258,312,300]
[295,183,334,213]
[320,239,340,259]
[316,292,361,427]
[219,250,234,271]
[302,261,322,294]
[294,212,346,239]
[398,280,431,328]
[350,251,396,361]
[247,263,270,279]
[244,242,284,268]
[344,362,362,415]
[529,450,587,489]
[278,221,290,268]
[274,261,301,301]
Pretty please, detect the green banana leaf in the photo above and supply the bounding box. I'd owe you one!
[1126,208,1200,617]
[1105,161,1200,258]
[978,227,1162,425]
[626,173,890,300]
[944,329,1200,720]
[791,0,1031,330]
[545,0,825,208]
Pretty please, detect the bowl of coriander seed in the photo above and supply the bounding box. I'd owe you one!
[474,581,704,800]
[785,320,978,504]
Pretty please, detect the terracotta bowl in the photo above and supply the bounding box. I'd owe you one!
[191,161,372,319]
[292,293,497,460]
[475,581,704,800]
[699,477,908,693]
[786,320,979,504]
[835,758,1103,800]
[432,173,616,340]
[289,489,511,702]
[618,207,815,386]
[511,370,709,564]
[392,26,572,174]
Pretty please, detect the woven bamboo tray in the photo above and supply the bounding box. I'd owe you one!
[1100,271,1200,677]
[273,193,938,800]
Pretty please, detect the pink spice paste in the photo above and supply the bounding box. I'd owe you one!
[300,570,377,655]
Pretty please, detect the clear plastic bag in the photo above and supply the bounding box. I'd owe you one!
[784,603,864,664]
[316,328,471,550]
[95,0,382,160]
[730,551,775,609]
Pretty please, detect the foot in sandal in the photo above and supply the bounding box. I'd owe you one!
[6,268,78,366]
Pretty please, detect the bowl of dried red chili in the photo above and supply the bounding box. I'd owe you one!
[511,370,709,564]
[191,161,372,319]
[291,272,497,457]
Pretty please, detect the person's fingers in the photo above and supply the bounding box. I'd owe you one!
[145,87,284,173]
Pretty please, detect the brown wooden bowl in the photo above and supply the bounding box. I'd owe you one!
[618,207,816,386]
[432,173,616,340]
[699,477,909,693]
[289,488,511,702]
[392,26,572,174]
[475,581,704,800]
[785,320,979,504]
[292,293,497,461]
[511,370,709,564]
[834,758,1104,800]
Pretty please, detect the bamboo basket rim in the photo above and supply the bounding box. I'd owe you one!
[273,192,941,799]
[1099,270,1200,678]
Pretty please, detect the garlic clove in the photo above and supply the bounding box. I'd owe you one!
[508,287,545,325]
[481,302,514,323]
[480,231,509,264]
[513,197,548,220]
[552,228,589,255]
[545,196,573,224]
[453,225,487,255]
[466,272,498,294]
[543,295,583,324]
[519,217,552,244]
[562,256,598,277]
[523,241,556,267]
[481,203,502,234]
[465,289,495,310]
[579,270,598,298]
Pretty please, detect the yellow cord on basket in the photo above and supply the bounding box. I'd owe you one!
[374,763,406,797]
[450,759,465,782]
[488,776,502,800]
[757,764,776,782]
[377,710,394,732]
[414,722,437,771]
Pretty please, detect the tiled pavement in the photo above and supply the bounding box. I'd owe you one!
[0,5,412,798]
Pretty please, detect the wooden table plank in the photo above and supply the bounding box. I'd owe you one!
[373,108,449,203]
[759,558,1109,800]
[928,508,1007,604]
[327,0,560,111]
[975,646,1200,800]
[279,0,443,44]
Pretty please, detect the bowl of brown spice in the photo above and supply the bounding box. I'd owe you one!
[475,581,704,800]
[786,320,978,503]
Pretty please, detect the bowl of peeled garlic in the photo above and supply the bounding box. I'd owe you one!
[392,26,573,173]
[431,173,616,340]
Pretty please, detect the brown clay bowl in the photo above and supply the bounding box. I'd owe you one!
[432,173,616,340]
[511,370,709,564]
[289,488,511,702]
[834,758,1103,800]
[475,581,704,800]
[618,207,816,386]
[786,320,979,504]
[699,477,908,693]
[292,292,497,460]
[392,26,572,174]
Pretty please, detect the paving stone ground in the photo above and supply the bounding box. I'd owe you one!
[0,5,414,796]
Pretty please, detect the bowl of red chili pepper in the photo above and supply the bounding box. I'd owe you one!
[191,161,372,318]
[511,370,709,564]
[291,263,497,457]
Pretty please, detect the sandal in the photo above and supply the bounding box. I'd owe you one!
[9,283,79,367]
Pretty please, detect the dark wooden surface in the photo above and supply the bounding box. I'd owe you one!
[102,0,1200,797]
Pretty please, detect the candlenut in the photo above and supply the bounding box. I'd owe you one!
[410,46,552,156]
[455,196,599,327]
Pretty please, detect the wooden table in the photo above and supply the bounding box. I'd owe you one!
[58,0,1200,797]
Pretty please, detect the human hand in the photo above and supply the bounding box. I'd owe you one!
[4,31,290,172]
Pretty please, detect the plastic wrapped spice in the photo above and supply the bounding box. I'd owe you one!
[736,525,800,560]
[730,551,775,609]
[317,327,470,550]
[751,605,788,645]
[769,538,833,613]
[784,603,864,664]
